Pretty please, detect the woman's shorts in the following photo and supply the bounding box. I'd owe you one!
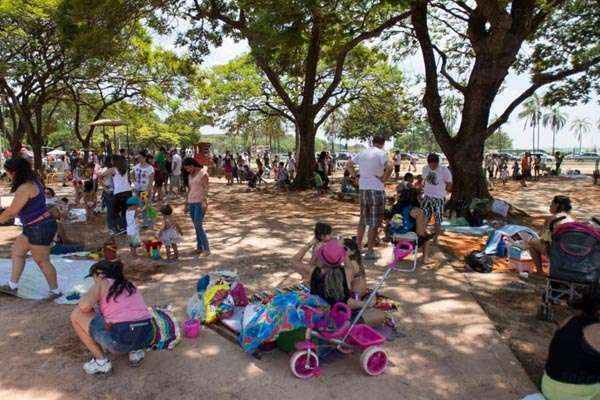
[23,218,57,246]
[90,313,154,354]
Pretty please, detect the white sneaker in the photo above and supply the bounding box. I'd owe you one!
[128,350,145,367]
[83,358,112,375]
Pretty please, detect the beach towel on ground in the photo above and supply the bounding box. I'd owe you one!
[0,256,94,304]
[239,291,330,353]
[442,220,492,236]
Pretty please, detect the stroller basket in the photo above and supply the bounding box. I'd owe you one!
[549,223,600,284]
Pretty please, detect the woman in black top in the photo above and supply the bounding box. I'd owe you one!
[542,284,600,399]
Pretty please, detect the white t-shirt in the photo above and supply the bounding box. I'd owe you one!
[133,164,154,192]
[287,157,296,171]
[113,171,130,194]
[352,147,388,191]
[171,153,182,176]
[422,165,452,199]
[126,209,138,236]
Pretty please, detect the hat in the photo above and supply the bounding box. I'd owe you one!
[126,196,140,206]
[316,240,346,266]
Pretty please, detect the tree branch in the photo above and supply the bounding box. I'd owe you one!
[487,55,600,134]
[432,44,467,93]
[410,1,451,146]
[314,10,412,113]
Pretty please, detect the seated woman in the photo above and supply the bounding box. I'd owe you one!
[542,284,600,400]
[527,195,574,276]
[340,170,358,194]
[70,260,154,375]
[384,187,433,263]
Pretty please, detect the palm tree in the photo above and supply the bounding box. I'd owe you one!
[543,107,567,155]
[518,94,543,152]
[570,118,592,154]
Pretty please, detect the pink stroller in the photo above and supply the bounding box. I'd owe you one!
[289,241,415,379]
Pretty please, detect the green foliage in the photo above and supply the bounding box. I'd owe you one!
[485,130,513,151]
[338,64,410,141]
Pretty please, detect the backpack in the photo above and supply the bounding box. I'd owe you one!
[466,250,493,273]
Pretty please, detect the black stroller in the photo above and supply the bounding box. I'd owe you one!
[538,221,600,321]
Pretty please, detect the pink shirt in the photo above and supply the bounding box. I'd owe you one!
[100,279,151,324]
[187,169,208,204]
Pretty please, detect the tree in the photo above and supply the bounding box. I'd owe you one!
[518,95,543,153]
[570,117,592,153]
[485,129,513,152]
[339,65,410,142]
[64,36,195,158]
[405,0,600,202]
[177,0,412,188]
[0,0,158,170]
[542,107,567,155]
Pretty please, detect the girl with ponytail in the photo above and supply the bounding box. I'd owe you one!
[70,260,154,375]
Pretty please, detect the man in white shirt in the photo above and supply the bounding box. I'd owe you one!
[170,149,182,195]
[347,135,392,260]
[421,153,452,239]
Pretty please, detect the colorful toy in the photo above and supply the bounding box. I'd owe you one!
[143,237,162,260]
[289,240,415,379]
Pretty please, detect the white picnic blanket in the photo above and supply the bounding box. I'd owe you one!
[0,256,94,304]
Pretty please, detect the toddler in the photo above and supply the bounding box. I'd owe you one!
[158,204,182,260]
[125,197,141,256]
[83,180,97,219]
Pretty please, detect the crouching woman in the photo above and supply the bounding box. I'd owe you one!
[70,260,154,375]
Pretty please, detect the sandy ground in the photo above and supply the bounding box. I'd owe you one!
[1,168,598,400]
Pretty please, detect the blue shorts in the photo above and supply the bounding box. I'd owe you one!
[90,313,154,354]
[23,218,57,246]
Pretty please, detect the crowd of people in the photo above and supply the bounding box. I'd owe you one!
[0,139,597,397]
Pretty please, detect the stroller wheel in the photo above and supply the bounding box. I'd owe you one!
[361,346,388,376]
[290,350,319,379]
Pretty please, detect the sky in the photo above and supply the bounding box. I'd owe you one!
[153,31,599,152]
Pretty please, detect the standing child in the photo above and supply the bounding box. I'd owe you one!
[158,204,182,261]
[512,160,520,180]
[500,158,509,185]
[125,197,141,256]
[314,171,323,196]
[534,154,541,180]
[83,180,97,220]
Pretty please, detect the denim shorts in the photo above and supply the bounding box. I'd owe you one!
[90,313,154,354]
[23,218,57,246]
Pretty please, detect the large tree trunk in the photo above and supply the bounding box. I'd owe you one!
[293,118,317,189]
[444,136,490,203]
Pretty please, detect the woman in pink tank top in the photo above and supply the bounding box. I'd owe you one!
[70,260,154,375]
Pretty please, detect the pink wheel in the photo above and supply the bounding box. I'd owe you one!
[290,350,319,379]
[360,346,388,376]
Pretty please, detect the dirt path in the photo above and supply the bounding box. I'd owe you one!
[0,179,542,400]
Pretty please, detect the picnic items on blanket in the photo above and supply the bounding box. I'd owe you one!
[148,306,181,350]
[484,225,539,256]
[187,271,249,324]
